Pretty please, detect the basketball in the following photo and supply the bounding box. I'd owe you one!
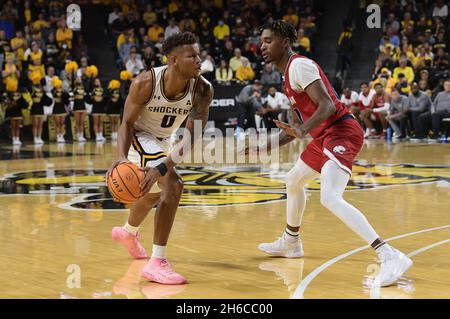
[107,162,145,204]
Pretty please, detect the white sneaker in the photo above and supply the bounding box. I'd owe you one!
[38,137,44,144]
[57,135,65,143]
[376,246,413,287]
[33,137,40,145]
[258,237,304,258]
[12,138,22,146]
[111,132,118,141]
[77,135,87,142]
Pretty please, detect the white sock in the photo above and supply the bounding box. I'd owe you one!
[283,228,300,243]
[286,158,319,227]
[320,160,380,245]
[151,244,167,259]
[123,221,139,235]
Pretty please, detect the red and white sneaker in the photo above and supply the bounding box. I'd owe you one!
[141,257,188,285]
[112,227,148,259]
[368,131,379,139]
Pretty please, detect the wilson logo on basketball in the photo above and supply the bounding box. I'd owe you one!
[0,163,448,211]
[112,178,122,191]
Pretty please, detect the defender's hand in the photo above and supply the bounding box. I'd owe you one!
[273,120,306,139]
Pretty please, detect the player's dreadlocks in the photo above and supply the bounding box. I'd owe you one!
[259,20,298,45]
[162,32,197,56]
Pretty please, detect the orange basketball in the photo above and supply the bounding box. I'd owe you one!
[108,162,145,204]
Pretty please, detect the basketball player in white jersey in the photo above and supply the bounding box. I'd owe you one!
[107,32,213,285]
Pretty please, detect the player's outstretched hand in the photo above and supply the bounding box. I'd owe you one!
[106,157,130,185]
[273,120,305,139]
[138,167,162,196]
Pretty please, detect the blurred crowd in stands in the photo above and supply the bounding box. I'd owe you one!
[340,0,450,142]
[0,0,448,145]
[0,0,322,144]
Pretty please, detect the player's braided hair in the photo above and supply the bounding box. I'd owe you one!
[259,20,298,45]
[162,32,197,56]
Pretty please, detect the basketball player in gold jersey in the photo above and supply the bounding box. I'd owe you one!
[107,32,213,284]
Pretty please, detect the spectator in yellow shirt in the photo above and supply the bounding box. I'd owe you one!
[372,68,396,93]
[235,59,255,82]
[213,20,230,41]
[2,53,20,84]
[229,48,245,72]
[168,0,180,15]
[142,4,157,26]
[393,57,414,83]
[283,7,299,27]
[11,31,26,66]
[32,13,48,32]
[28,58,45,80]
[297,28,310,52]
[413,45,432,69]
[401,12,414,30]
[395,73,411,95]
[56,19,73,49]
[148,23,164,43]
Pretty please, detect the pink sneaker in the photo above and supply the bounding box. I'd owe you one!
[112,227,148,259]
[141,257,188,285]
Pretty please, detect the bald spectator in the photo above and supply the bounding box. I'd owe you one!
[229,48,245,72]
[340,87,359,116]
[407,82,432,138]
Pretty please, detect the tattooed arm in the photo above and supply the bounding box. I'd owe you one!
[164,77,214,170]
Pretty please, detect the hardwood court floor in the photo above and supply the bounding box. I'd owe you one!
[0,138,449,299]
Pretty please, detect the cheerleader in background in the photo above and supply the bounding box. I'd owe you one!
[106,79,123,141]
[72,76,88,142]
[50,77,69,143]
[88,77,107,142]
[4,79,28,145]
[29,71,52,145]
[119,70,132,98]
